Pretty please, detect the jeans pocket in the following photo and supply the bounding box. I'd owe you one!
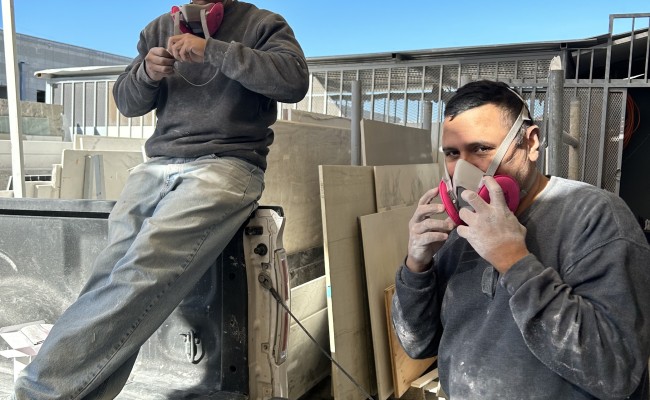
[221,156,260,175]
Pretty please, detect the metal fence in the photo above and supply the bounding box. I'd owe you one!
[40,14,650,194]
[285,58,552,129]
[49,78,156,140]
[560,14,650,193]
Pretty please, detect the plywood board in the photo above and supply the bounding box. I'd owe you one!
[359,206,415,399]
[288,309,330,399]
[319,165,376,400]
[374,164,441,212]
[23,181,41,198]
[74,134,146,152]
[261,120,351,254]
[361,120,433,166]
[288,276,329,399]
[35,184,59,199]
[385,286,437,398]
[284,109,351,129]
[59,150,144,200]
[411,368,439,389]
[0,140,72,170]
[290,276,327,321]
[431,122,442,164]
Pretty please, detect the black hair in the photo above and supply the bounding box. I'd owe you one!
[445,80,533,130]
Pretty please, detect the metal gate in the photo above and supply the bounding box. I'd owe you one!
[560,86,627,194]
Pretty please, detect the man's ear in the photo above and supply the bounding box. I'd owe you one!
[526,125,541,162]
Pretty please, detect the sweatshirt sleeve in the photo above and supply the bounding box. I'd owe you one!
[112,30,163,118]
[391,263,442,359]
[502,238,650,399]
[204,13,309,103]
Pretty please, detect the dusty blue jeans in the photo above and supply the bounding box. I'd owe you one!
[12,155,264,399]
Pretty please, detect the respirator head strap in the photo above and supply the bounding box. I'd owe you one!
[196,8,211,38]
[484,104,530,177]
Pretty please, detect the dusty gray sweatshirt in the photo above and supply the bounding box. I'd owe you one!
[393,176,650,399]
[113,1,309,170]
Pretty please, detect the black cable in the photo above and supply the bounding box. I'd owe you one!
[268,287,375,400]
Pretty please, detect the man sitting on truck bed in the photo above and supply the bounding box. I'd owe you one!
[10,1,308,398]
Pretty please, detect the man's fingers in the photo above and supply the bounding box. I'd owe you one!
[167,36,185,60]
[482,176,508,209]
[167,34,204,62]
[411,230,449,247]
[458,206,477,226]
[418,187,440,206]
[148,64,173,77]
[456,224,469,239]
[144,48,177,80]
[460,189,489,214]
[167,36,180,51]
[150,47,174,58]
[166,40,205,64]
[153,55,176,68]
[411,216,453,235]
[147,48,175,66]
[411,202,446,224]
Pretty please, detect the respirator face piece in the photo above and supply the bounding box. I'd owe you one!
[171,2,224,37]
[439,104,530,226]
[439,161,520,226]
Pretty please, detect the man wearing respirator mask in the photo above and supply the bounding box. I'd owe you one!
[10,1,308,399]
[391,80,650,399]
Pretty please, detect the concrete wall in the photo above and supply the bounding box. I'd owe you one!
[0,29,132,103]
[0,99,69,189]
[0,99,64,139]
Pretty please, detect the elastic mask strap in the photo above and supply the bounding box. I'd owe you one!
[173,11,182,35]
[442,148,454,196]
[200,8,210,38]
[484,105,528,177]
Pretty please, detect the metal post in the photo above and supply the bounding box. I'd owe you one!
[422,100,436,163]
[547,56,564,176]
[596,15,616,189]
[567,98,581,180]
[646,16,650,83]
[18,61,25,100]
[627,17,635,83]
[422,101,432,131]
[2,0,25,197]
[351,80,362,166]
[460,74,471,88]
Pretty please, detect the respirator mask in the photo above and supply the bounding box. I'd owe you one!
[438,103,531,226]
[171,2,225,37]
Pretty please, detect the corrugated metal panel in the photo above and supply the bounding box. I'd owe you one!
[325,71,341,116]
[498,61,517,81]
[373,68,389,122]
[359,69,374,120]
[583,88,605,187]
[311,72,326,115]
[388,67,407,124]
[603,91,625,192]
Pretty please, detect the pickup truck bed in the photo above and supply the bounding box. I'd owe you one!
[0,199,288,399]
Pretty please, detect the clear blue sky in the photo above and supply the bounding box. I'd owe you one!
[1,1,648,59]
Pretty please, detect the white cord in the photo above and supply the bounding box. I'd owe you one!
[173,63,220,87]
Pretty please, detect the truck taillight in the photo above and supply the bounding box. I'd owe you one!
[273,249,289,365]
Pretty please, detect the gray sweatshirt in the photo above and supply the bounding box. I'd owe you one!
[393,176,650,399]
[113,1,309,170]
